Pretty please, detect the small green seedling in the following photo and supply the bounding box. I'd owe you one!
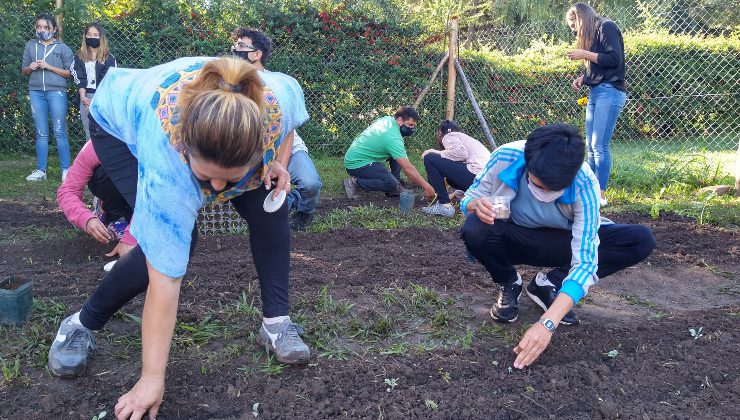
[384,378,399,392]
[438,368,451,383]
[605,349,619,358]
[507,366,513,374]
[252,402,259,417]
[689,327,703,340]
[425,399,438,410]
[91,411,107,420]
[0,356,21,383]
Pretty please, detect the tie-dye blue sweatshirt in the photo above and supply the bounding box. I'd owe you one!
[90,57,308,278]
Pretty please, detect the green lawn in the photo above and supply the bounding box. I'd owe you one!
[2,140,738,230]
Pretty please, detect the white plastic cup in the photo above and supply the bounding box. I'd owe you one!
[485,196,511,220]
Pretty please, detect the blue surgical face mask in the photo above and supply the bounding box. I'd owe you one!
[399,124,416,137]
[37,30,55,41]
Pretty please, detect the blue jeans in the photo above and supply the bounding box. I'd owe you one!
[585,83,627,191]
[29,90,71,171]
[286,150,322,215]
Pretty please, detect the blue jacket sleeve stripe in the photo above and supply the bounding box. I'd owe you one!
[574,173,599,287]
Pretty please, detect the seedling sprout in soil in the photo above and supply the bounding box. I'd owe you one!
[689,327,704,339]
[384,378,398,392]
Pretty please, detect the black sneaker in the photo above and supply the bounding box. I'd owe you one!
[290,212,313,232]
[526,272,580,326]
[490,278,523,323]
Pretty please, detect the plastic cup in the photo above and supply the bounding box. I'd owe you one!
[486,196,511,220]
[399,190,416,214]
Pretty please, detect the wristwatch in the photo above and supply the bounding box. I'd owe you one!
[539,318,557,332]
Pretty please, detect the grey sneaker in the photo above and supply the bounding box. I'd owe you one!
[26,169,47,182]
[256,320,310,364]
[342,177,358,199]
[47,314,97,378]
[422,202,455,217]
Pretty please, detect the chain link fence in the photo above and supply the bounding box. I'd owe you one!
[1,1,737,234]
[454,0,739,153]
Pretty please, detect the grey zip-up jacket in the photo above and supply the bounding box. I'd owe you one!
[21,38,74,91]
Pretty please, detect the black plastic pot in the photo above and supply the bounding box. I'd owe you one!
[0,277,33,326]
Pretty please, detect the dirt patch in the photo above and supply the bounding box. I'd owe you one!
[0,202,738,419]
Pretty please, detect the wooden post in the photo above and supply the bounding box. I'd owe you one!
[413,52,449,108]
[445,17,459,120]
[454,59,497,150]
[55,0,64,38]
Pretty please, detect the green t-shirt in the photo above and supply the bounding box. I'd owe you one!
[344,116,408,169]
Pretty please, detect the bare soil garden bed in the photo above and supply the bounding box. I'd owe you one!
[0,200,737,419]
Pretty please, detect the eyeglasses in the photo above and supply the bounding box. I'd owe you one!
[235,42,257,51]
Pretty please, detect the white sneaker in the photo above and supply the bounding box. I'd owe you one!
[61,169,69,182]
[422,202,456,217]
[26,169,47,182]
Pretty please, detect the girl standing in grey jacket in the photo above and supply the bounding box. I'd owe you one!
[21,13,74,182]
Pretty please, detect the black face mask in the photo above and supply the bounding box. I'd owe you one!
[233,50,258,64]
[86,37,100,48]
[399,124,416,137]
[185,153,239,194]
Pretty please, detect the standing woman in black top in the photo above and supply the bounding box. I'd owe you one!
[71,22,116,140]
[566,2,626,206]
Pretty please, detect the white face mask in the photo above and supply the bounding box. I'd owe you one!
[527,179,565,203]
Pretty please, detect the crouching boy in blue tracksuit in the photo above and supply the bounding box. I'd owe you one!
[460,123,655,369]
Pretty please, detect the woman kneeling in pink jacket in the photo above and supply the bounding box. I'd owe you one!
[421,120,491,217]
[57,140,136,258]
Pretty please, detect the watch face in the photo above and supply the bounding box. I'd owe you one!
[541,319,556,331]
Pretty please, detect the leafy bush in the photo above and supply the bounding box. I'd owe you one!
[1,0,737,156]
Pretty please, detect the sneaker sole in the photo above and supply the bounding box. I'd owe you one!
[489,290,522,323]
[256,333,310,365]
[525,287,577,326]
[47,359,88,379]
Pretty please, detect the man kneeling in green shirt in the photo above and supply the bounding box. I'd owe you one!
[343,106,435,200]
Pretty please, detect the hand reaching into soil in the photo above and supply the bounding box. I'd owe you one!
[85,217,112,244]
[513,322,553,369]
[115,374,164,419]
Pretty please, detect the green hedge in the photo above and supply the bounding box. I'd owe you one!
[453,32,740,148]
[1,1,737,156]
